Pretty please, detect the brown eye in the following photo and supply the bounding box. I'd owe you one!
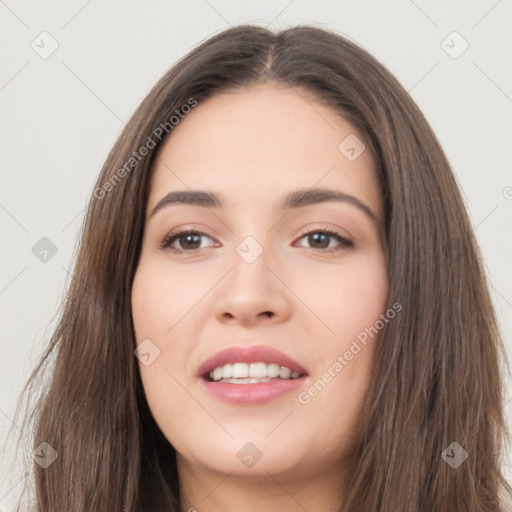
[159,230,214,252]
[158,228,353,254]
[295,229,353,252]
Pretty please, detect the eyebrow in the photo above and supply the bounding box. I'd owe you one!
[150,187,377,222]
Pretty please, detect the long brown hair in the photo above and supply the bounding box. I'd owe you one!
[7,24,512,511]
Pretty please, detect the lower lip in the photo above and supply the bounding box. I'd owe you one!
[200,377,307,404]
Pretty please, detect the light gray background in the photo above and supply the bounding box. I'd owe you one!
[1,1,511,509]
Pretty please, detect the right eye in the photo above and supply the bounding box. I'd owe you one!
[159,229,216,252]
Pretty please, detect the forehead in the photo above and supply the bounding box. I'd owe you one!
[148,83,382,219]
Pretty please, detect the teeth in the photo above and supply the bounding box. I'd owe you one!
[279,366,291,379]
[222,363,232,378]
[267,363,280,378]
[208,362,303,382]
[219,377,272,384]
[249,362,267,378]
[232,362,249,378]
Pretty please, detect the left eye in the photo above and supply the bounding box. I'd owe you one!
[159,229,353,253]
[294,229,353,251]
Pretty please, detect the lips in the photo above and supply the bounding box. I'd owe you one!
[197,345,308,379]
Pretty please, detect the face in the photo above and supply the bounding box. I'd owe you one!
[131,82,388,483]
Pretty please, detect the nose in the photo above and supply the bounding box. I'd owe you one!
[213,241,292,327]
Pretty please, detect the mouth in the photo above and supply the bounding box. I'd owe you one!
[197,345,309,403]
[203,362,307,383]
[198,344,308,382]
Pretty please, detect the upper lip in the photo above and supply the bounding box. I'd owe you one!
[197,345,309,378]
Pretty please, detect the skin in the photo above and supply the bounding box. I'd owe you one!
[131,82,389,512]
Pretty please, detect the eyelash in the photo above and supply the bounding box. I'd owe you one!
[158,227,354,254]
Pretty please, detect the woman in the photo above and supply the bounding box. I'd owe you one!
[9,24,512,511]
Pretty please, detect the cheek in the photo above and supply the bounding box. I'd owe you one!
[340,265,388,339]
[131,261,202,395]
[131,262,202,444]
[294,252,388,411]
[131,259,207,340]
[293,253,388,342]
[131,261,187,380]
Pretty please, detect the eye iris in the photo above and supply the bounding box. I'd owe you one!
[309,233,329,248]
[180,233,201,249]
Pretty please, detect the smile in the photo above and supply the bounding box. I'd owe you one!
[209,362,302,382]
